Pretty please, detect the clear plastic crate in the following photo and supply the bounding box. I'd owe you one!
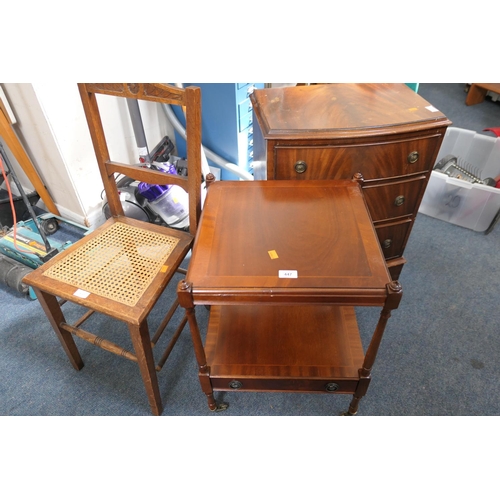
[419,128,500,232]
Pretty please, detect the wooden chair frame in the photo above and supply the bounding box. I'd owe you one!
[23,84,203,415]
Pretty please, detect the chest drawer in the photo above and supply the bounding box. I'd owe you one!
[374,220,412,260]
[362,175,428,223]
[272,135,442,181]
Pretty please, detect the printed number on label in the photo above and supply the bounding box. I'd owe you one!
[279,270,298,278]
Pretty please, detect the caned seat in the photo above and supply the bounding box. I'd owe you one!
[23,83,204,415]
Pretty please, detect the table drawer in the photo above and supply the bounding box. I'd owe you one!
[272,135,442,181]
[362,175,427,222]
[375,219,413,260]
[210,376,360,394]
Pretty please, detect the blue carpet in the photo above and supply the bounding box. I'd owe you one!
[2,208,498,416]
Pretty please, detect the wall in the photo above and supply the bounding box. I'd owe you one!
[1,83,175,227]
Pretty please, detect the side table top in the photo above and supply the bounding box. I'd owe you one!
[186,179,392,304]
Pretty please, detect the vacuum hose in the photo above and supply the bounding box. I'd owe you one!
[126,98,151,163]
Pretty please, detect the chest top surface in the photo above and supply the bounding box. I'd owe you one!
[250,83,451,140]
[187,179,392,298]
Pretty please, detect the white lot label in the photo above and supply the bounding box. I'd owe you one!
[279,270,298,278]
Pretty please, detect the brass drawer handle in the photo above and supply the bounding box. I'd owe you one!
[294,160,307,174]
[325,383,339,392]
[408,151,419,163]
[383,239,392,249]
[394,195,405,206]
[229,380,243,390]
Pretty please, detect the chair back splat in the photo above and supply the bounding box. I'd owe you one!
[79,83,202,236]
[23,83,203,415]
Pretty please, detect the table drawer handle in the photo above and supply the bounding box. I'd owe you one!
[394,195,405,206]
[383,239,392,249]
[325,382,339,392]
[229,380,243,390]
[294,160,308,174]
[408,151,419,163]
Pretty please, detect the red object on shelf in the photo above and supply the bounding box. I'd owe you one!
[484,127,500,137]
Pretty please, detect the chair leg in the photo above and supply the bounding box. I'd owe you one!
[129,321,163,416]
[32,287,84,370]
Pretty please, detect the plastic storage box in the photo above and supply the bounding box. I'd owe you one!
[419,127,500,232]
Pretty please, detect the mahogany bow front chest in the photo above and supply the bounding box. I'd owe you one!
[250,83,451,279]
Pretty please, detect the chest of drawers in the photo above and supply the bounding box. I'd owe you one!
[250,83,451,279]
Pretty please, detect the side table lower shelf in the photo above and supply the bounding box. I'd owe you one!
[205,304,366,395]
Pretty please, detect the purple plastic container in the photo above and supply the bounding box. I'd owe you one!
[137,164,189,227]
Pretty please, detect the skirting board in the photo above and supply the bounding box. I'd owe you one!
[36,199,106,229]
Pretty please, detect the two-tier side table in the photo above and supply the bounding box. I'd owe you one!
[178,177,402,415]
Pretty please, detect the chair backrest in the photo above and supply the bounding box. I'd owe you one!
[78,83,202,236]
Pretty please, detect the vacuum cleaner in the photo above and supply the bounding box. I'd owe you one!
[102,99,194,231]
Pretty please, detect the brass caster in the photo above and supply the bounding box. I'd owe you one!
[212,402,229,412]
[340,410,357,416]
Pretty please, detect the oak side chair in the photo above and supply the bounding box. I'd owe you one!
[23,83,204,415]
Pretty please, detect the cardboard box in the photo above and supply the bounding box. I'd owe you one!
[419,127,500,232]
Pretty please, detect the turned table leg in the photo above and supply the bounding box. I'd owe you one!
[177,280,228,412]
[344,281,403,416]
